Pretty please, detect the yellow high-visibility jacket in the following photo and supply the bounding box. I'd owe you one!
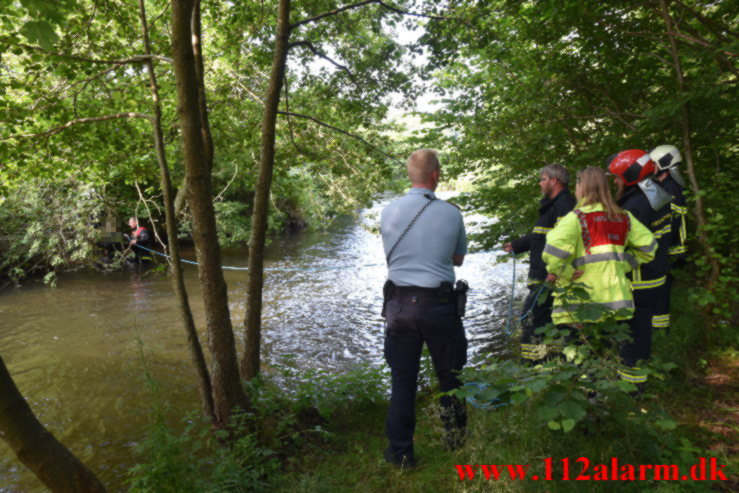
[542,203,656,325]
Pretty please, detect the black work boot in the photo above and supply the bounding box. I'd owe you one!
[384,447,417,470]
[442,428,466,452]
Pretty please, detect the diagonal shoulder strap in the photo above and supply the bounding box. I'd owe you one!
[386,195,436,265]
[572,208,591,255]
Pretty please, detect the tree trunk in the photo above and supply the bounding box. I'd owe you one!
[659,0,721,289]
[192,0,214,173]
[170,0,250,426]
[241,0,292,381]
[0,356,106,493]
[174,176,188,215]
[139,0,215,423]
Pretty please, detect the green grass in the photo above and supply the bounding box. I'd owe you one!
[129,282,736,492]
[269,284,736,492]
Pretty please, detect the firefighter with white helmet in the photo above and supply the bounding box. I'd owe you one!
[607,150,672,387]
[650,145,687,261]
[649,145,688,333]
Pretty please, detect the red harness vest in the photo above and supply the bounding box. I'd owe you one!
[572,209,630,255]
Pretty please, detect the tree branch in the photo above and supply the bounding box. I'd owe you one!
[277,110,398,160]
[17,44,172,64]
[149,2,172,28]
[668,30,738,57]
[376,0,459,21]
[3,113,153,140]
[291,0,378,29]
[282,76,307,156]
[672,0,739,40]
[289,40,357,83]
[291,0,462,29]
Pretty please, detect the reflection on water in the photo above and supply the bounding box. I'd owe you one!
[0,193,523,491]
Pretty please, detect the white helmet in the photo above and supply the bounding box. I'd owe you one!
[649,145,682,171]
[649,145,685,187]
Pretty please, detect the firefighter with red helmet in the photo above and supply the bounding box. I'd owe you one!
[607,150,672,386]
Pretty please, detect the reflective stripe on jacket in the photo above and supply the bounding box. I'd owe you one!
[542,203,656,325]
[618,186,671,286]
[511,189,576,285]
[659,175,688,260]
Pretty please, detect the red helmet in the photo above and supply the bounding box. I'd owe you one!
[607,149,655,186]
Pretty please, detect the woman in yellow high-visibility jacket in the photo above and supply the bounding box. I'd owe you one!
[542,167,656,326]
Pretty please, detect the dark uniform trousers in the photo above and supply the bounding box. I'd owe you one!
[384,290,467,459]
[620,289,655,368]
[520,286,555,363]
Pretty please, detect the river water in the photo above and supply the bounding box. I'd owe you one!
[0,194,522,491]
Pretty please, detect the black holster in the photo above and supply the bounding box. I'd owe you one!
[381,279,395,318]
[454,279,469,317]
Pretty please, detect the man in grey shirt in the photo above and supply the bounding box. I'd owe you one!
[380,149,468,469]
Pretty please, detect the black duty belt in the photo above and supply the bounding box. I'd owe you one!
[393,285,445,296]
[382,280,468,317]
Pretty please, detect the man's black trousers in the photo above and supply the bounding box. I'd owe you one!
[384,291,467,459]
[520,285,554,363]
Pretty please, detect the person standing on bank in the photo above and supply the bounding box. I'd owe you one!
[649,145,688,332]
[608,150,672,386]
[542,167,655,328]
[503,164,576,364]
[380,149,468,469]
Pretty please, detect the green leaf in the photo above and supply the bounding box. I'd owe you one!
[543,390,565,406]
[547,420,561,430]
[655,419,677,431]
[617,380,636,392]
[561,418,576,433]
[20,20,58,50]
[510,392,529,404]
[562,346,577,361]
[557,400,586,421]
[538,405,557,421]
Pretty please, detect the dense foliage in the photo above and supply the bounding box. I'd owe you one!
[418,0,737,327]
[0,1,736,491]
[0,0,423,282]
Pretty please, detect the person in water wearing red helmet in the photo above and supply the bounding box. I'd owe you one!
[607,150,672,388]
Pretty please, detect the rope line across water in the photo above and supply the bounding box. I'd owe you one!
[134,244,385,271]
[133,244,544,410]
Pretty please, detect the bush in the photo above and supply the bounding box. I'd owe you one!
[128,360,389,492]
[0,178,103,285]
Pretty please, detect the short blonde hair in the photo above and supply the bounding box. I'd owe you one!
[407,149,440,185]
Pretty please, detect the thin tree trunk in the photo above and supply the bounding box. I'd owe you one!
[659,0,721,289]
[138,0,215,422]
[241,0,291,381]
[174,176,188,214]
[191,0,214,173]
[0,356,106,493]
[170,0,250,426]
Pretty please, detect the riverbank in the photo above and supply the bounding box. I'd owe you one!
[127,281,736,492]
[0,201,509,492]
[271,286,736,492]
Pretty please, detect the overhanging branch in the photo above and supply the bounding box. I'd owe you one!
[17,44,173,64]
[277,110,399,160]
[291,0,377,29]
[289,41,357,83]
[2,113,153,140]
[291,0,462,29]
